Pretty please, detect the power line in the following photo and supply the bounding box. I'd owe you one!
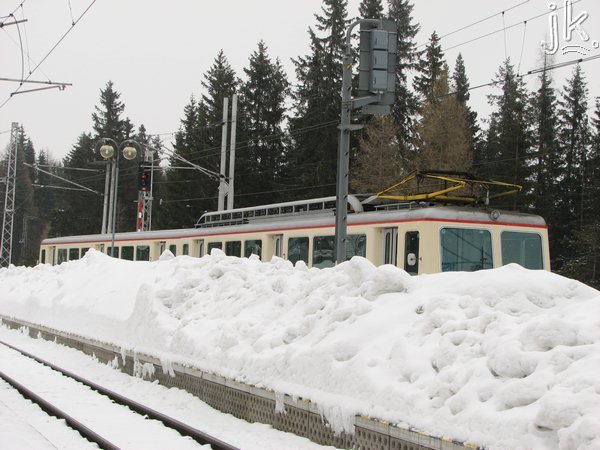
[422,0,531,48]
[0,0,97,109]
[442,0,584,53]
[442,53,600,99]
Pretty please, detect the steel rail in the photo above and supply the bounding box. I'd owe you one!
[0,339,240,450]
[0,370,121,450]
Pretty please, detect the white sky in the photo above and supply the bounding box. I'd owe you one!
[1,250,600,448]
[1,0,599,160]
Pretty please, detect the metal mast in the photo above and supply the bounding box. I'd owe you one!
[137,146,153,232]
[1,123,19,267]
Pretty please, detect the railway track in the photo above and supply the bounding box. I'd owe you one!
[0,339,239,450]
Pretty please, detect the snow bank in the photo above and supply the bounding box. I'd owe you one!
[1,249,599,449]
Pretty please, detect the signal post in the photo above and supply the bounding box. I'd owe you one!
[335,19,397,264]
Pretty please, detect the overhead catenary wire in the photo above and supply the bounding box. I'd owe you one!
[442,0,584,53]
[0,0,97,110]
[417,0,531,48]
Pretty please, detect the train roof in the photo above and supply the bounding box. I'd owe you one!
[41,204,547,246]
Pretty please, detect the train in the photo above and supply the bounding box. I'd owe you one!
[39,193,550,274]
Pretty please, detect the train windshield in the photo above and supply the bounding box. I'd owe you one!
[441,228,493,272]
[501,231,543,270]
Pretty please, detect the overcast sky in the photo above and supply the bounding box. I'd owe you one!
[1,0,599,161]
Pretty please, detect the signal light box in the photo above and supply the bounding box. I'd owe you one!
[358,19,397,108]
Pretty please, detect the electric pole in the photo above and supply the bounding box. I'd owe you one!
[1,122,19,267]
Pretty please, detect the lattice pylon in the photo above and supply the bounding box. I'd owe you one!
[1,123,19,267]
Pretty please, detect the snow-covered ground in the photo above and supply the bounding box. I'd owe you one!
[1,249,599,450]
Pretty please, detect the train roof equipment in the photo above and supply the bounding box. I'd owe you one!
[363,170,523,207]
[195,195,364,228]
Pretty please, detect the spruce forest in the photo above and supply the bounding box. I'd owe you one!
[1,0,599,289]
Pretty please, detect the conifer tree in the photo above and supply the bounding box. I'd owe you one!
[529,60,563,269]
[359,0,384,18]
[556,65,590,230]
[239,41,289,206]
[289,0,348,199]
[551,65,590,275]
[387,0,420,146]
[414,31,444,103]
[452,53,480,157]
[52,132,104,237]
[351,115,404,193]
[415,66,472,172]
[160,51,238,228]
[480,59,533,210]
[8,128,39,265]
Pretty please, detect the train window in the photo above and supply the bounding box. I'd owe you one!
[501,232,543,270]
[313,236,335,268]
[108,246,119,258]
[347,234,367,259]
[136,245,150,261]
[81,248,90,257]
[169,244,177,256]
[225,240,241,257]
[121,246,134,261]
[244,240,262,258]
[404,231,419,275]
[182,244,189,256]
[57,249,67,264]
[288,237,309,265]
[383,228,398,266]
[208,242,222,254]
[69,248,80,261]
[313,234,366,268]
[195,240,204,257]
[441,228,492,272]
[40,249,46,264]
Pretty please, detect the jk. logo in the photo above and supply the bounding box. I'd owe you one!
[542,0,599,55]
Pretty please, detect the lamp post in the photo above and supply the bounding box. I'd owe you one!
[98,138,140,255]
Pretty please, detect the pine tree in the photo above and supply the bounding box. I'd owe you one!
[8,128,39,265]
[91,81,129,142]
[51,132,104,237]
[415,66,472,172]
[289,0,349,199]
[552,65,590,276]
[414,31,444,103]
[239,41,289,206]
[159,51,238,228]
[480,59,533,210]
[452,53,480,157]
[387,0,420,147]
[351,115,404,193]
[529,60,563,269]
[158,97,205,229]
[359,0,384,18]
[556,65,590,230]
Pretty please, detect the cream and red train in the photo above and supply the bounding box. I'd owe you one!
[39,195,550,274]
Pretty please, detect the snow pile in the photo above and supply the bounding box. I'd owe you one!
[1,249,600,450]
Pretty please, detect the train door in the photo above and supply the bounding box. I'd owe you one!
[404,231,419,275]
[194,239,204,257]
[382,228,398,265]
[273,234,283,258]
[158,241,166,256]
